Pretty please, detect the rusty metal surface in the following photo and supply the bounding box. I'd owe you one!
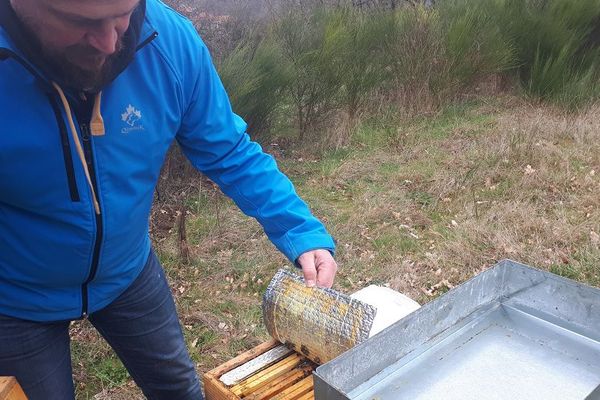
[263,269,376,365]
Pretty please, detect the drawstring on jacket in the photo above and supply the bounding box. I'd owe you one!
[90,92,105,136]
[51,82,101,215]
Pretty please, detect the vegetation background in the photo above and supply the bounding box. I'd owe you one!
[71,0,600,398]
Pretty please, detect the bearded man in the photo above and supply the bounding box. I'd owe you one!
[0,0,337,398]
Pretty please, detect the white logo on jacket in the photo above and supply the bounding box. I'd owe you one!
[121,104,145,134]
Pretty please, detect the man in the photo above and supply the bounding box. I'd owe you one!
[0,0,337,398]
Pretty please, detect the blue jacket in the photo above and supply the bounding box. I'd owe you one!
[0,0,335,322]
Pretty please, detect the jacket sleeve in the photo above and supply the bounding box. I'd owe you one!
[174,37,335,264]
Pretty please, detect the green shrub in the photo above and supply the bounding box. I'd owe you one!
[383,2,514,107]
[219,39,287,136]
[323,9,390,119]
[495,0,600,106]
[218,0,600,145]
[439,0,515,89]
[271,8,341,140]
[383,6,446,101]
[527,41,600,107]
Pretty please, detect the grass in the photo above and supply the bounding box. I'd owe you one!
[71,323,131,399]
[70,95,600,398]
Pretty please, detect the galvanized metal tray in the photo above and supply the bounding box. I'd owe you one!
[314,260,600,400]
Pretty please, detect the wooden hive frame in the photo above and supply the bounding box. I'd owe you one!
[203,340,317,400]
[0,377,27,400]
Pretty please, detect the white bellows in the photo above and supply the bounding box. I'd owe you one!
[350,285,421,337]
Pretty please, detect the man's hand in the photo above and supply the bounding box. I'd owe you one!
[297,249,337,288]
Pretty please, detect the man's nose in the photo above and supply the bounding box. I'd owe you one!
[86,22,119,55]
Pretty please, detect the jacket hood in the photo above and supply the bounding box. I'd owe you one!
[0,0,147,92]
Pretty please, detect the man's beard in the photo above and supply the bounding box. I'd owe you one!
[42,39,124,92]
[15,11,124,91]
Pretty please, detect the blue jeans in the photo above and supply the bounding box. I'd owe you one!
[0,250,203,400]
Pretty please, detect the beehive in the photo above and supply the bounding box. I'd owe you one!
[203,340,317,400]
[204,270,377,400]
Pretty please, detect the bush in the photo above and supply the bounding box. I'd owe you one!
[211,0,600,144]
[383,6,446,105]
[219,39,287,136]
[495,0,600,107]
[439,0,515,89]
[383,1,514,109]
[321,8,391,145]
[271,8,341,140]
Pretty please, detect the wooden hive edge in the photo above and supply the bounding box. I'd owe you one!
[203,339,282,400]
[205,339,282,379]
[0,377,27,400]
[203,374,241,400]
[203,339,319,400]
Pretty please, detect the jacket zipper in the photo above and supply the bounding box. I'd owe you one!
[79,123,103,318]
[74,32,157,317]
[137,32,158,51]
[1,31,158,317]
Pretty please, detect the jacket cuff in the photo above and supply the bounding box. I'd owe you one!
[274,233,336,265]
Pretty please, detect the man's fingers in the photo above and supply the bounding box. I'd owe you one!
[298,252,317,287]
[297,249,337,288]
[314,250,337,288]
